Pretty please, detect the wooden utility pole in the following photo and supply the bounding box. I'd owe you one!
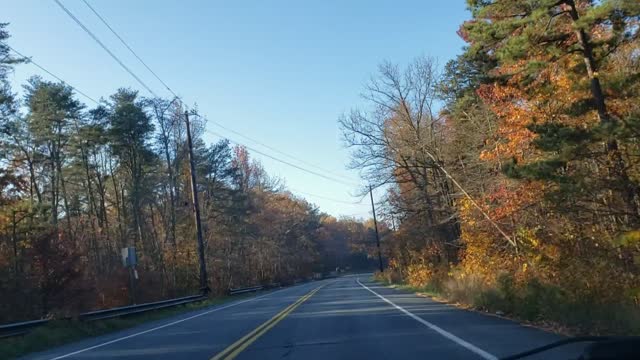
[11,210,19,282]
[185,111,209,293]
[369,184,384,273]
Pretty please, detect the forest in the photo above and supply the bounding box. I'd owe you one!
[2,0,640,337]
[0,23,378,323]
[341,0,640,334]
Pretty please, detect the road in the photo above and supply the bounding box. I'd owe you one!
[21,276,585,360]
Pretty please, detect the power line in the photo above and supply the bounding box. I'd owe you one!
[80,0,178,99]
[7,46,100,105]
[204,127,359,187]
[286,187,363,205]
[8,48,361,189]
[421,144,516,248]
[52,0,159,98]
[52,1,361,188]
[72,1,360,187]
[209,120,359,183]
[340,212,372,219]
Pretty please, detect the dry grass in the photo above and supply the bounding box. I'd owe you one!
[374,270,640,336]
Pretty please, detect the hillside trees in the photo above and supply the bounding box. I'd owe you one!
[455,0,640,289]
[351,0,640,333]
[341,57,460,281]
[0,23,371,322]
[463,0,640,226]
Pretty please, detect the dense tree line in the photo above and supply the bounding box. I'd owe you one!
[343,0,640,333]
[0,23,377,322]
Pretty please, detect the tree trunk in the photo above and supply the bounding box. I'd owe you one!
[50,143,58,227]
[566,0,639,223]
[109,157,126,248]
[94,151,111,244]
[80,144,102,273]
[57,155,73,237]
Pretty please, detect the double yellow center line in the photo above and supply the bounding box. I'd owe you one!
[211,285,323,360]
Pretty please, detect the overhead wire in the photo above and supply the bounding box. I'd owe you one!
[7,45,100,105]
[208,119,359,183]
[80,0,178,99]
[75,0,360,187]
[47,1,511,236]
[81,0,358,184]
[285,187,363,205]
[53,0,159,98]
[340,212,372,219]
[10,46,361,191]
[7,51,364,205]
[203,127,358,186]
[52,0,363,191]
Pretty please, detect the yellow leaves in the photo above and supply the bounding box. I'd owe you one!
[529,238,540,248]
[18,240,32,249]
[516,227,546,258]
[616,230,640,247]
[406,263,433,288]
[457,197,480,227]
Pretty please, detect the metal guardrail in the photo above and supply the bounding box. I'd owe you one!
[1,278,319,339]
[79,294,206,321]
[0,319,50,339]
[228,285,263,295]
[0,294,206,339]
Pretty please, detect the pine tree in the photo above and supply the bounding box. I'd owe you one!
[463,0,640,225]
[108,89,155,249]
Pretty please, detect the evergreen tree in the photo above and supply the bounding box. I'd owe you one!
[108,88,155,248]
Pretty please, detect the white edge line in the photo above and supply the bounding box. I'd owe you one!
[356,278,498,360]
[47,284,307,360]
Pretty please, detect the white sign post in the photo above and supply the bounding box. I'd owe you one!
[121,247,137,304]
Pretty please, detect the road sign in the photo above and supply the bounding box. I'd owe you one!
[121,247,137,267]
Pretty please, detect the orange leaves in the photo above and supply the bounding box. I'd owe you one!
[487,181,545,221]
[477,83,537,161]
[477,57,594,162]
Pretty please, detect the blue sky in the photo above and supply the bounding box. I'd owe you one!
[4,0,470,218]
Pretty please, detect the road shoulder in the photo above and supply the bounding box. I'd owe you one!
[359,277,586,359]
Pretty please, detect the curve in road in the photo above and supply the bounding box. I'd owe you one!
[20,276,585,360]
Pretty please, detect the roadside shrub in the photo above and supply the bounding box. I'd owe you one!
[406,263,433,288]
[474,287,506,312]
[443,271,485,305]
[374,269,402,284]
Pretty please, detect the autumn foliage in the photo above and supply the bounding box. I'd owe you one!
[0,23,376,323]
[347,0,640,334]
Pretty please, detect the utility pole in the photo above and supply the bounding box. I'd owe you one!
[369,184,384,273]
[11,210,19,285]
[11,209,28,287]
[185,111,209,294]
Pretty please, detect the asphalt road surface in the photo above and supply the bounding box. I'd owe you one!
[21,275,586,360]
